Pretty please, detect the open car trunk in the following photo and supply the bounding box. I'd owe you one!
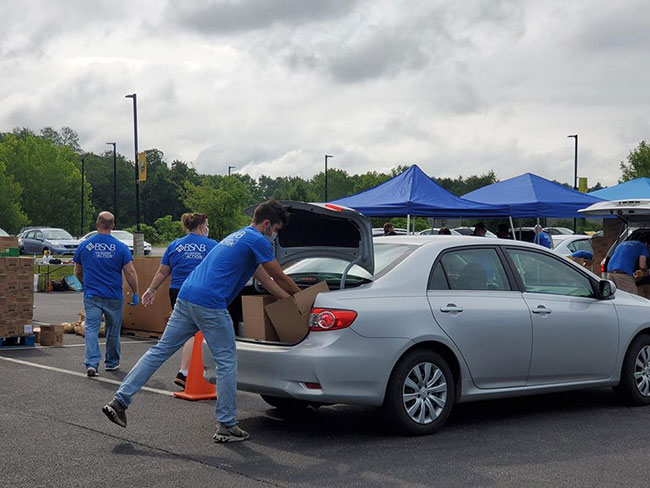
[234,201,374,346]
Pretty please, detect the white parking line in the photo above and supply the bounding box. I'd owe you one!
[0,340,157,351]
[0,355,175,397]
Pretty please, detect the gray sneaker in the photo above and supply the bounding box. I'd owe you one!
[102,399,127,428]
[86,367,99,377]
[105,364,120,371]
[213,423,250,443]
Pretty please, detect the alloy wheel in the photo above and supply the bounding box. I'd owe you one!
[402,361,447,424]
[634,345,650,397]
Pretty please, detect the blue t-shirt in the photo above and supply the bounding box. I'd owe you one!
[534,232,552,249]
[161,233,217,289]
[73,233,132,300]
[178,226,275,309]
[607,240,649,276]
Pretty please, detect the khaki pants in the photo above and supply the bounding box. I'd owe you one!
[610,272,639,295]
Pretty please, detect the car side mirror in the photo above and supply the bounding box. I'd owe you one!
[599,279,616,299]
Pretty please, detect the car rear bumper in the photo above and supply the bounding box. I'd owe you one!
[204,329,411,407]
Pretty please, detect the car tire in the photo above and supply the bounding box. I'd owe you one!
[260,394,312,410]
[614,334,650,406]
[382,349,455,436]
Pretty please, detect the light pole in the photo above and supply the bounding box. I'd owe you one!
[324,154,333,201]
[125,94,140,232]
[106,142,117,223]
[568,134,578,232]
[228,165,236,176]
[80,156,85,236]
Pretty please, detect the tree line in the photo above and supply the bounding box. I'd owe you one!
[1,126,646,242]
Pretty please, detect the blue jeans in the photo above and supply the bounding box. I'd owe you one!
[114,299,238,426]
[84,296,123,370]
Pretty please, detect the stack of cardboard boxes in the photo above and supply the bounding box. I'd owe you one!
[0,257,34,338]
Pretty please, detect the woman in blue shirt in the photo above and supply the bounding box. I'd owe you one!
[141,213,217,387]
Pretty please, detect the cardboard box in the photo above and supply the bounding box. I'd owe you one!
[40,324,64,346]
[241,295,279,341]
[265,281,329,344]
[121,257,172,334]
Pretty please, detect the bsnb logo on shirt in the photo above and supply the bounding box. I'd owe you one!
[175,243,207,253]
[88,242,116,252]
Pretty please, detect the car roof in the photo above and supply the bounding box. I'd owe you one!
[374,234,548,249]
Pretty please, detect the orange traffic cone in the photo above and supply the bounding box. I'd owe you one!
[174,331,217,401]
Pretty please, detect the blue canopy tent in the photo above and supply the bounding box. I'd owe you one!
[589,178,650,200]
[329,166,510,230]
[462,173,604,218]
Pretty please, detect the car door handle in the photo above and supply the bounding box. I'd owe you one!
[531,306,552,314]
[440,304,464,313]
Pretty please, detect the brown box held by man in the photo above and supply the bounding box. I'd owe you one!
[40,324,64,346]
[265,281,329,344]
[241,295,279,341]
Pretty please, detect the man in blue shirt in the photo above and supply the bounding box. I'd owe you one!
[607,240,649,295]
[533,225,553,249]
[103,200,300,443]
[74,212,139,377]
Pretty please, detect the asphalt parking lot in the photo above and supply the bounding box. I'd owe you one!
[3,292,650,487]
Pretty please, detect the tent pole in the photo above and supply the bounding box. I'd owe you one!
[509,216,516,240]
[407,214,411,235]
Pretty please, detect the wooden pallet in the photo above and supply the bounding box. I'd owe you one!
[0,335,36,348]
[122,329,162,340]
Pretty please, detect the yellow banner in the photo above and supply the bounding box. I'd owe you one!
[578,177,588,193]
[137,152,147,182]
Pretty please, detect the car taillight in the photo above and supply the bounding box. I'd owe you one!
[309,308,357,331]
[600,263,605,273]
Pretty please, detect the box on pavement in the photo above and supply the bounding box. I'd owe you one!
[265,281,329,344]
[40,324,64,346]
[241,295,280,341]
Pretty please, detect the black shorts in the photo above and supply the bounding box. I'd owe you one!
[169,288,180,309]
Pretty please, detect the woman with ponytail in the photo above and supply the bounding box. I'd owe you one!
[141,212,217,388]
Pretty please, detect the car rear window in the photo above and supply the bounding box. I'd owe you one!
[285,243,416,285]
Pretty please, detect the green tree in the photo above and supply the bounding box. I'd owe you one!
[0,134,94,235]
[620,141,650,182]
[153,215,184,243]
[0,159,29,233]
[182,176,251,240]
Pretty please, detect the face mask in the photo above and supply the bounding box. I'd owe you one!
[264,224,277,243]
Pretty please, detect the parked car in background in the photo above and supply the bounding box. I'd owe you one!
[372,227,408,237]
[418,228,462,236]
[80,230,152,255]
[580,200,650,277]
[452,226,497,238]
[19,227,80,255]
[0,227,10,237]
[206,201,650,437]
[545,227,575,236]
[552,235,593,258]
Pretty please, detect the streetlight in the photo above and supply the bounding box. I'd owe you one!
[568,134,578,232]
[106,142,117,223]
[125,94,140,233]
[324,154,333,201]
[80,156,85,236]
[228,165,236,176]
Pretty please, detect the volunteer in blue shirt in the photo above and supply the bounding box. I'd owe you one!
[140,212,217,388]
[74,212,139,377]
[607,240,649,295]
[103,200,301,443]
[534,225,553,249]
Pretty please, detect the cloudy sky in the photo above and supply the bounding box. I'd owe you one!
[2,0,648,187]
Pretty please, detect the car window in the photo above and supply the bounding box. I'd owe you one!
[567,239,593,253]
[35,231,43,240]
[25,231,34,239]
[436,248,510,291]
[428,263,449,290]
[507,248,594,297]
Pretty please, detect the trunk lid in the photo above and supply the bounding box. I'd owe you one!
[579,199,650,224]
[246,201,375,275]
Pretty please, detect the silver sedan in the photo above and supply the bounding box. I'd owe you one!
[219,236,650,435]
